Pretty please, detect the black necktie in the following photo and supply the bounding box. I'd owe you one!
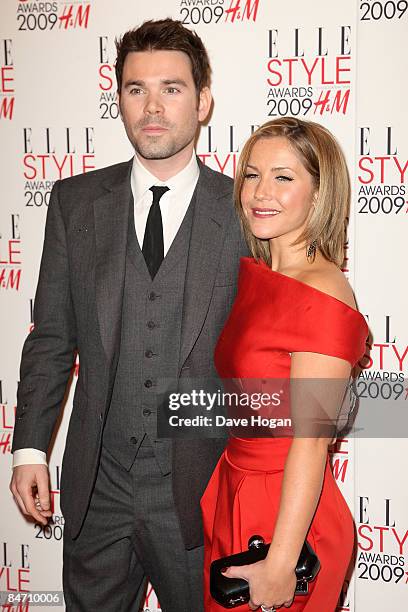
[142,185,169,279]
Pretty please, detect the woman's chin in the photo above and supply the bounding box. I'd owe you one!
[249,229,277,241]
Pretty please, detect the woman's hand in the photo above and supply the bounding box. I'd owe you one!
[222,558,296,610]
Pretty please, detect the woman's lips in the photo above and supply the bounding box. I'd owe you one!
[251,209,281,218]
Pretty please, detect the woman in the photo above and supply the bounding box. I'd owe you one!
[201,117,368,611]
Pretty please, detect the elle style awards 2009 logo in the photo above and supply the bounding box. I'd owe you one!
[197,123,262,177]
[178,0,261,26]
[357,126,407,217]
[359,0,408,21]
[98,36,119,121]
[266,25,352,119]
[22,127,96,209]
[357,496,408,590]
[0,380,16,457]
[16,0,91,32]
[0,542,31,600]
[0,215,22,292]
[0,39,14,121]
[358,314,406,381]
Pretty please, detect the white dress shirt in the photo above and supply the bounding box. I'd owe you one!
[13,152,200,468]
[132,150,199,254]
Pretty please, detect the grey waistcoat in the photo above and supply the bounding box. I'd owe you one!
[102,195,195,472]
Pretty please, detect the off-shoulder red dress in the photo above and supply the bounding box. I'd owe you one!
[201,257,368,612]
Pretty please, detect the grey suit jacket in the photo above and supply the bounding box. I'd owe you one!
[12,158,247,549]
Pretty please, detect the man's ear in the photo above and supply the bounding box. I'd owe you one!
[198,87,212,122]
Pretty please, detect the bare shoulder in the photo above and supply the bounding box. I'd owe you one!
[297,263,356,309]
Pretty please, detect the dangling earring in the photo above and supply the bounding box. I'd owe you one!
[306,240,317,263]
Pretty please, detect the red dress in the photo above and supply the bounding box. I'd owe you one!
[201,258,368,612]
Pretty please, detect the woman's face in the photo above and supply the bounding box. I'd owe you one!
[241,137,317,243]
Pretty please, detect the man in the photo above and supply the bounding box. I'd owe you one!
[10,19,245,612]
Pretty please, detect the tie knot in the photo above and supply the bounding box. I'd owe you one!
[150,185,169,203]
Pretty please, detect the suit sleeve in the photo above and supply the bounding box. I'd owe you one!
[12,180,77,453]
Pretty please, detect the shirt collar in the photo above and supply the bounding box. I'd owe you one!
[131,151,199,202]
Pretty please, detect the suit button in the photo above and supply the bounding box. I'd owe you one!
[144,379,153,388]
[143,408,151,417]
[147,320,156,329]
[130,436,138,444]
[145,350,154,358]
[148,291,157,301]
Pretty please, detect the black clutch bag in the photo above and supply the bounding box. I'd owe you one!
[210,535,320,608]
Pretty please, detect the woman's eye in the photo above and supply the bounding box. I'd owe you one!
[244,173,258,179]
[276,175,293,182]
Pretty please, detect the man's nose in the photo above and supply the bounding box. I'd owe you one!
[144,93,164,115]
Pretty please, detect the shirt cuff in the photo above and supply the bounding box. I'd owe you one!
[12,449,48,468]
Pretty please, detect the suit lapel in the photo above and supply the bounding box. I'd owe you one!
[92,158,233,369]
[179,163,233,369]
[93,160,132,365]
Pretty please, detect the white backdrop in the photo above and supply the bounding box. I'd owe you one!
[1,0,407,610]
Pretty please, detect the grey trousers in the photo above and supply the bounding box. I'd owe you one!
[63,440,204,611]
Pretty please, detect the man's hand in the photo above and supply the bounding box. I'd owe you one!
[10,465,53,525]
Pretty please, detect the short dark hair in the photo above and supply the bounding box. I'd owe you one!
[115,19,211,94]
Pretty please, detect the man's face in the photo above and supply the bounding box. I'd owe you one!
[119,49,210,161]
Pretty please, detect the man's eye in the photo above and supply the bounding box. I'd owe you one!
[244,173,258,179]
[164,87,179,94]
[129,88,143,95]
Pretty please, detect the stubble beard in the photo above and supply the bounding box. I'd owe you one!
[129,117,198,161]
[133,136,191,160]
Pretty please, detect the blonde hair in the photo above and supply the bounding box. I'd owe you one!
[234,117,350,267]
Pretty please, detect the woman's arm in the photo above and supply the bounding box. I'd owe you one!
[223,351,351,610]
[265,351,351,570]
